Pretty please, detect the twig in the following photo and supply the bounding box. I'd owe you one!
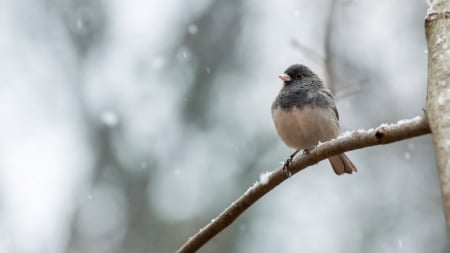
[334,78,367,99]
[290,39,325,64]
[176,115,431,253]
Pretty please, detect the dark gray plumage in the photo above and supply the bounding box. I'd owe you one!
[272,64,357,175]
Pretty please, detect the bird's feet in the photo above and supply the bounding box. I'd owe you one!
[303,147,315,155]
[282,157,293,177]
[283,147,317,177]
[283,149,300,177]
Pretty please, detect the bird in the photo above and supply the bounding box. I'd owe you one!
[271,64,357,175]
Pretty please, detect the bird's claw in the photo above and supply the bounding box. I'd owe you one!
[283,157,292,177]
[303,147,314,155]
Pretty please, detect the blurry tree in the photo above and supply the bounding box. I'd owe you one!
[179,0,243,129]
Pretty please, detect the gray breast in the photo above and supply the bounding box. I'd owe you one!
[271,105,340,149]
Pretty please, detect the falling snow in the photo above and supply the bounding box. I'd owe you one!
[177,46,192,62]
[101,111,119,127]
[404,152,411,161]
[398,239,403,248]
[76,18,84,30]
[188,24,198,35]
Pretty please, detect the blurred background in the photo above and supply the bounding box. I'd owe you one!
[0,0,447,252]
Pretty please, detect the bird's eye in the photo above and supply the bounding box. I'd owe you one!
[296,74,302,79]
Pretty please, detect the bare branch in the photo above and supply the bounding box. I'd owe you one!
[334,78,368,99]
[290,39,325,64]
[176,115,430,253]
[323,0,338,93]
[291,0,368,98]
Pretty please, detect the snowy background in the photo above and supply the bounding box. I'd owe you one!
[0,0,448,252]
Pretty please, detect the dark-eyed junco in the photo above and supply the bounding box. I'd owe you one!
[271,64,357,175]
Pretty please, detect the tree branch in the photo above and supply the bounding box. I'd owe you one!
[176,115,431,253]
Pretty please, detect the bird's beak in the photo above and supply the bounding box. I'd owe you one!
[278,73,291,82]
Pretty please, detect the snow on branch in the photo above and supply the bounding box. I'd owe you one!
[176,115,430,253]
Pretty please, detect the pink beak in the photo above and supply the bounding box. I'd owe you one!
[278,73,291,82]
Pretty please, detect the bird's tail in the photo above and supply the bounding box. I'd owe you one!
[328,153,357,175]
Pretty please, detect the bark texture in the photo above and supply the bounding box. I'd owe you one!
[425,0,450,239]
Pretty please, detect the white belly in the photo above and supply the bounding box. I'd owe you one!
[272,105,340,149]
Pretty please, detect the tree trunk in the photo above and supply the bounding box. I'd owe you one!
[425,0,450,238]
